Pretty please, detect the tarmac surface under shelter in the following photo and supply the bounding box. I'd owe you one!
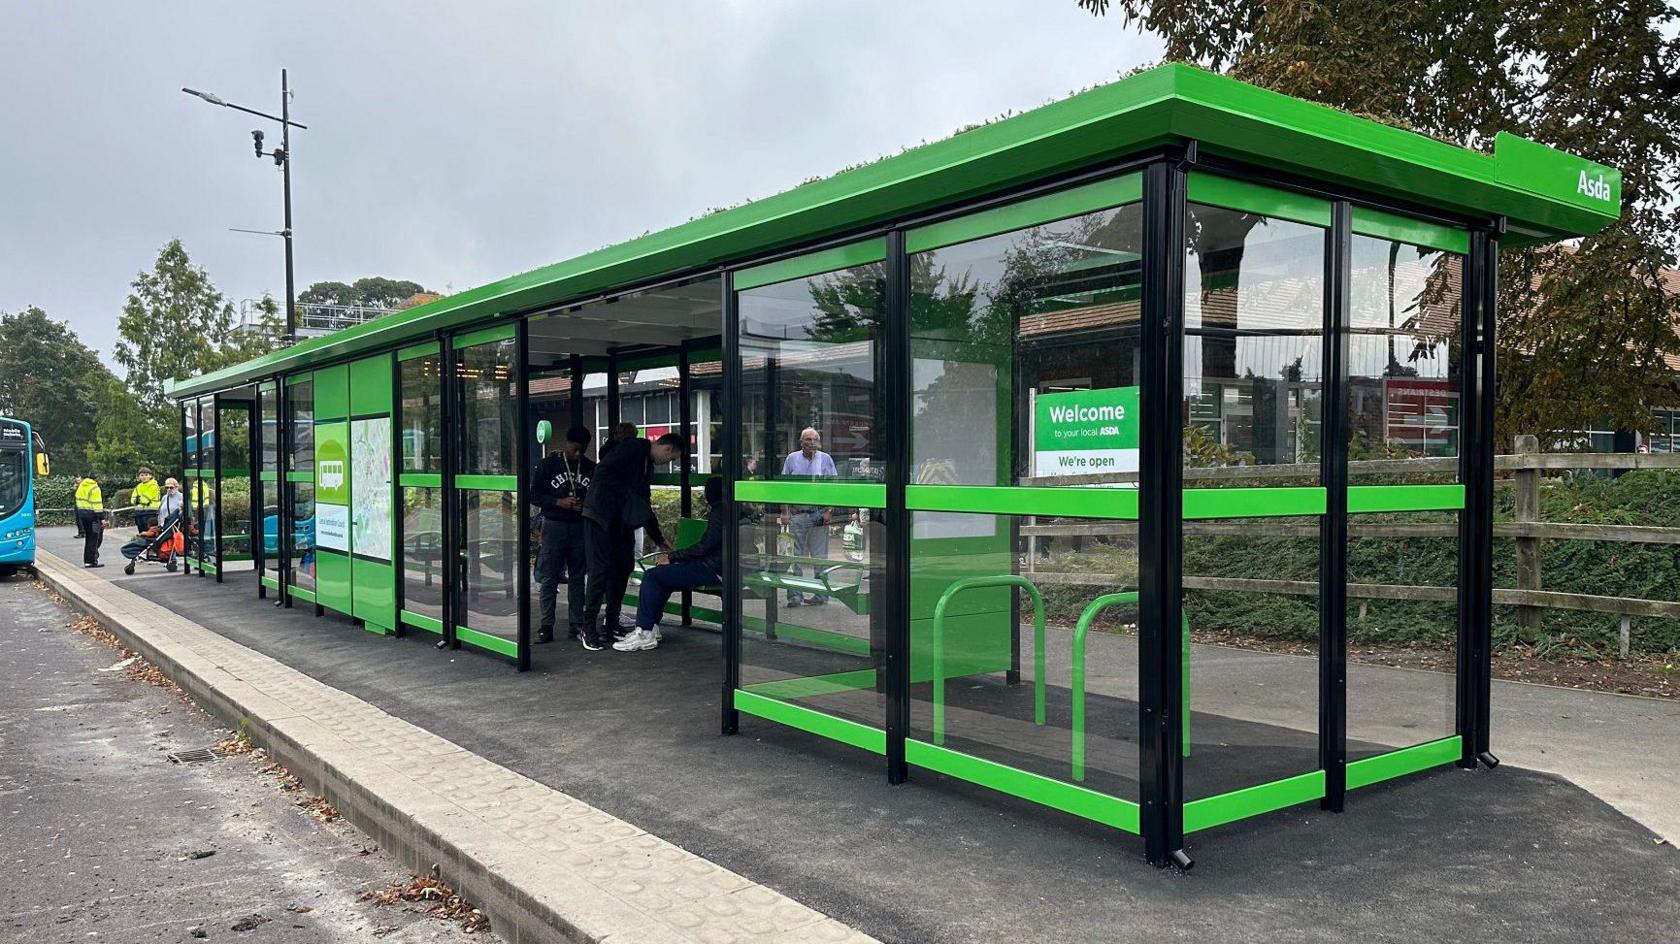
[37,527,1680,944]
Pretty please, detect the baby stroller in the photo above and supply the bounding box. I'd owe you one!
[121,512,191,575]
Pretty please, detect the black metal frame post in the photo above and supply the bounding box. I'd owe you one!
[678,345,695,626]
[1319,200,1352,812]
[515,320,533,671]
[440,334,460,651]
[720,273,743,735]
[1456,225,1498,769]
[276,377,292,607]
[179,401,191,580]
[568,354,586,433]
[390,356,406,636]
[253,386,267,599]
[761,357,780,641]
[1137,157,1189,868]
[884,229,912,785]
[1454,257,1477,769]
[606,353,622,432]
[273,374,290,601]
[196,398,209,578]
[1470,224,1501,766]
[213,393,225,583]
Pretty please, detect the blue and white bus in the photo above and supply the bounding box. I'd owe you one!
[0,417,50,577]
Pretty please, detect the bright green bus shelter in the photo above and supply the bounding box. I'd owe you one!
[166,64,1619,867]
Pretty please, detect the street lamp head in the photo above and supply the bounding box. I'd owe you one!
[182,87,226,106]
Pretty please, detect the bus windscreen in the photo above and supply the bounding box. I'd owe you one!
[0,447,24,521]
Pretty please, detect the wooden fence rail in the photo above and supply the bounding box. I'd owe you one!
[1017,445,1680,658]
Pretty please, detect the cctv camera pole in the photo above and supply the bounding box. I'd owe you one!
[280,69,295,342]
[181,73,306,343]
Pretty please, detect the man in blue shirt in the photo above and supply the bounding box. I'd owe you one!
[780,427,836,606]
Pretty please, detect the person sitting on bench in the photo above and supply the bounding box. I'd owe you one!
[614,476,729,653]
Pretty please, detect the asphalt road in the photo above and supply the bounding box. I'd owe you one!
[0,573,498,944]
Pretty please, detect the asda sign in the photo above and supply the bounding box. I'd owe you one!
[1033,386,1140,478]
[1576,170,1613,203]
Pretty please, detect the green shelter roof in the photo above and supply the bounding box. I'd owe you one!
[168,62,1620,399]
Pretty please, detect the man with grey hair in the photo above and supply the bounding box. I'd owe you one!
[779,427,837,607]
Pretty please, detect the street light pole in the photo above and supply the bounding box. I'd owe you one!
[182,72,308,343]
[280,69,295,342]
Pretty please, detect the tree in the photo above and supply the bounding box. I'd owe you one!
[1077,0,1680,445]
[0,306,114,468]
[299,276,429,310]
[83,375,179,481]
[114,239,282,410]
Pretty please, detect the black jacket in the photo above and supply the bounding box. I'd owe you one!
[581,437,667,546]
[668,505,739,576]
[531,452,595,522]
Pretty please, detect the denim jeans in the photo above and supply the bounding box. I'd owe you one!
[635,560,720,630]
[787,510,830,603]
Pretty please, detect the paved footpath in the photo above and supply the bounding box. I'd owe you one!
[30,552,877,944]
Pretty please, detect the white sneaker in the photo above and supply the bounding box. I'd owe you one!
[612,628,658,652]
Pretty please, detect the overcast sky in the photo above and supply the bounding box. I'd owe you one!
[0,2,1159,367]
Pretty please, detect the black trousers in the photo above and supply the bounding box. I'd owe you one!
[536,517,587,633]
[79,512,104,564]
[580,518,635,639]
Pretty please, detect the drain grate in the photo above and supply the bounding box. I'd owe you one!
[167,747,227,764]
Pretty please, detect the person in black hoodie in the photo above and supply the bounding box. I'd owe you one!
[531,425,596,643]
[614,476,734,652]
[577,431,683,650]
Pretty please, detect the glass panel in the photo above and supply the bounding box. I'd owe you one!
[289,482,315,592]
[1184,205,1324,471]
[458,339,517,476]
[198,400,217,561]
[290,381,315,474]
[261,472,279,580]
[400,355,443,473]
[401,486,445,625]
[738,260,884,483]
[183,401,199,478]
[199,397,217,471]
[909,510,1141,800]
[737,505,885,729]
[1182,202,1325,802]
[259,382,278,473]
[1347,234,1463,759]
[259,383,278,580]
[460,489,519,644]
[737,254,886,729]
[218,407,251,562]
[691,366,724,474]
[911,198,1143,489]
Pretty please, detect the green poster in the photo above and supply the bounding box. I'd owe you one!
[1032,386,1140,478]
[315,421,350,551]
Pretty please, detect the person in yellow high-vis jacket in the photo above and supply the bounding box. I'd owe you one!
[74,473,106,568]
[131,467,160,534]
